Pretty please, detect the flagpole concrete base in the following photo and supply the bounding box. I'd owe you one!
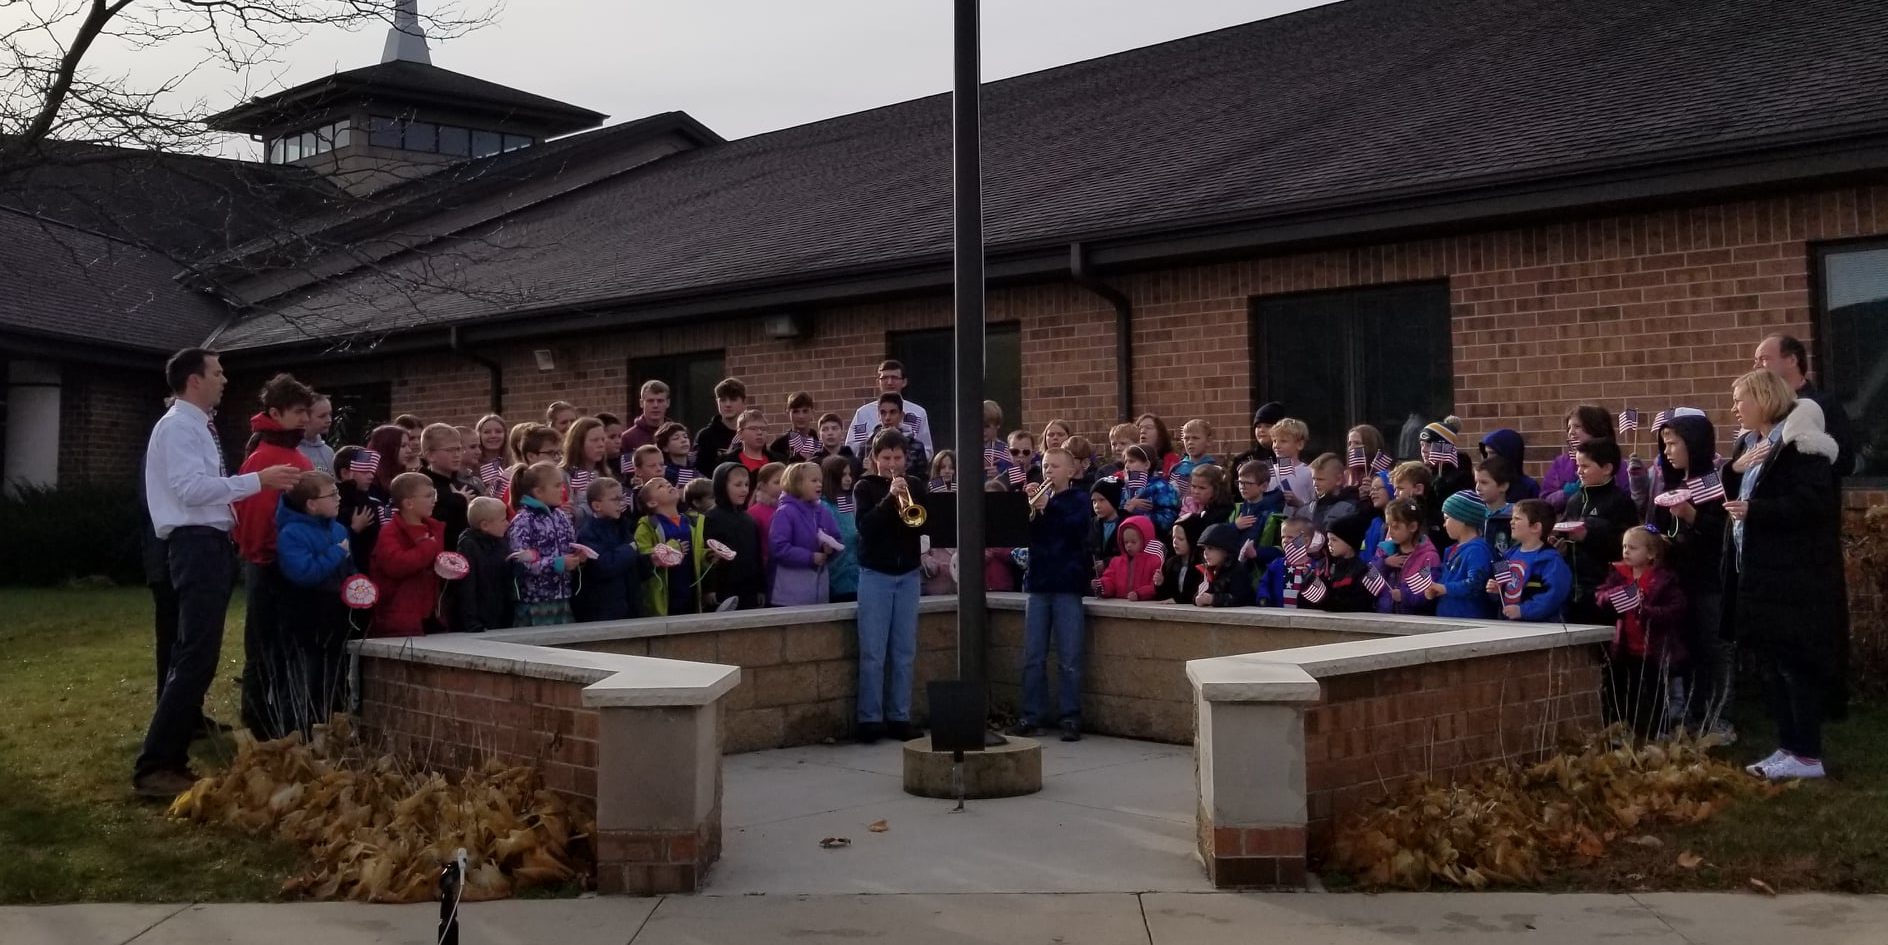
[901,737,1043,799]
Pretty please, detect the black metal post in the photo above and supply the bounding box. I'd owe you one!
[951,0,987,685]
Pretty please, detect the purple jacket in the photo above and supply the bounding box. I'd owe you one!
[1541,452,1632,512]
[508,498,578,603]
[769,497,841,605]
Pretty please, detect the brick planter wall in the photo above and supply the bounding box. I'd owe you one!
[356,656,601,802]
[1301,647,1604,859]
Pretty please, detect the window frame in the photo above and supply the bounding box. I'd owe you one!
[627,349,728,436]
[1248,279,1455,461]
[883,321,1022,452]
[1810,235,1888,487]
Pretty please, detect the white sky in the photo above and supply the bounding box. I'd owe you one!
[65,0,1339,158]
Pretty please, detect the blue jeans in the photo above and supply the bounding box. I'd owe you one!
[136,527,236,779]
[1021,592,1086,726]
[855,567,920,723]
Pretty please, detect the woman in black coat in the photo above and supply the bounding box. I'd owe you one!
[1720,371,1842,781]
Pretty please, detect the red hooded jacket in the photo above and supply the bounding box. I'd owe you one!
[369,514,446,637]
[1597,561,1686,661]
[1098,515,1161,601]
[234,412,314,565]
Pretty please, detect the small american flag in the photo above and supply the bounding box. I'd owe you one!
[1653,410,1672,432]
[673,466,700,489]
[374,501,394,525]
[1606,583,1642,614]
[1405,568,1435,597]
[789,431,817,459]
[1126,470,1148,491]
[984,443,1003,469]
[836,495,855,514]
[1371,451,1394,473]
[1283,540,1310,569]
[1684,472,1725,504]
[349,449,381,475]
[569,469,594,498]
[1495,563,1526,605]
[1276,457,1299,480]
[1301,578,1328,604]
[1567,431,1580,458]
[620,452,635,476]
[929,478,957,493]
[1363,567,1387,596]
[1427,440,1458,467]
[1347,446,1366,471]
[1618,409,1640,435]
[478,457,506,489]
[1006,463,1027,487]
[1143,539,1166,560]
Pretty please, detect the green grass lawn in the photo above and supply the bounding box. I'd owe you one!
[0,586,302,903]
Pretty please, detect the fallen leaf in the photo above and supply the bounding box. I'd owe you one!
[819,837,851,849]
[868,820,889,833]
[1624,835,1662,848]
[1748,877,1777,896]
[1677,851,1703,870]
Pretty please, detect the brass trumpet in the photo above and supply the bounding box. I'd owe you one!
[897,489,927,528]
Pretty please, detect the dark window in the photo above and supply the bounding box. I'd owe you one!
[1816,239,1888,480]
[885,322,1021,450]
[368,115,402,148]
[501,133,533,152]
[325,383,393,456]
[471,130,502,158]
[1251,281,1453,460]
[629,351,727,434]
[438,124,470,157]
[404,121,437,152]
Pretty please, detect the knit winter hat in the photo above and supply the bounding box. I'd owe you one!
[1090,476,1125,512]
[1442,491,1489,530]
[1327,513,1371,553]
[1253,402,1288,427]
[1420,417,1463,447]
[1200,522,1244,555]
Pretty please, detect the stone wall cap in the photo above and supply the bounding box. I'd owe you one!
[351,633,740,707]
[479,597,954,647]
[1185,657,1321,703]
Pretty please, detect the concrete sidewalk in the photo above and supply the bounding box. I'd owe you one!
[6,892,1887,945]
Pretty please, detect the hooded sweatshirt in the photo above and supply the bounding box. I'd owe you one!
[703,463,765,608]
[1652,414,1726,595]
[233,412,314,565]
[1479,429,1542,501]
[1097,515,1161,600]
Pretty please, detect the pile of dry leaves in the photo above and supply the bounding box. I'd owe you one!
[1330,726,1789,889]
[168,715,594,902]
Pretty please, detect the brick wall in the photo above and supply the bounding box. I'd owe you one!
[1300,647,1604,860]
[57,365,164,485]
[564,610,958,752]
[356,656,602,803]
[987,609,1373,741]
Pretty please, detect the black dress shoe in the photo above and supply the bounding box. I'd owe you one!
[887,721,923,742]
[1060,720,1083,742]
[1006,721,1039,737]
[855,722,885,745]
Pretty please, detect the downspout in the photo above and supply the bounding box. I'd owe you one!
[1068,242,1133,420]
[449,325,503,414]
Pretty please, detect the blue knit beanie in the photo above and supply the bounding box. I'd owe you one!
[1442,491,1488,530]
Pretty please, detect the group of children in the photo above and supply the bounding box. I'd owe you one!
[246,372,1731,745]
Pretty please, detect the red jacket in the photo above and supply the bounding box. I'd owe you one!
[234,412,314,565]
[1098,515,1161,601]
[369,515,446,637]
[1598,562,1686,661]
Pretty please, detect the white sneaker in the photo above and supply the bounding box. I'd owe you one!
[1763,755,1826,781]
[1745,749,1787,776]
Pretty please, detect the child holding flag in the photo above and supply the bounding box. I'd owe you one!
[1596,525,1687,737]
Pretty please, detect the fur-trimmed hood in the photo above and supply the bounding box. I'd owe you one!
[1778,398,1840,462]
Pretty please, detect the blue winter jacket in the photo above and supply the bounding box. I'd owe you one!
[1499,544,1574,622]
[1436,536,1497,619]
[1025,485,1096,595]
[275,499,354,590]
[572,514,647,622]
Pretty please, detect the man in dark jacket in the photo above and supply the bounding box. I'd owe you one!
[1012,448,1095,741]
[851,430,929,744]
[703,462,765,610]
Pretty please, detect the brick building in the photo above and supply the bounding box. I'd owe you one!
[4,0,1888,490]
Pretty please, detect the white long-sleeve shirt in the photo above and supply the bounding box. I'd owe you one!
[145,399,260,538]
[847,399,933,455]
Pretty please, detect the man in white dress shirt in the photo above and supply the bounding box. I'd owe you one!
[846,360,932,455]
[133,348,300,798]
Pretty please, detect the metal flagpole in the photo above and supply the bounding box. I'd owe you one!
[951,0,988,687]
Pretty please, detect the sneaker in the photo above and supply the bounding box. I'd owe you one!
[1764,754,1826,781]
[887,721,923,742]
[132,768,199,800]
[1006,721,1039,737]
[1060,720,1082,743]
[854,722,885,745]
[1745,749,1788,776]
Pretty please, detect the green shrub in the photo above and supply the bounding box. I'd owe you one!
[0,483,144,586]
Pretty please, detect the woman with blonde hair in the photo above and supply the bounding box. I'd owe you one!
[1721,369,1841,781]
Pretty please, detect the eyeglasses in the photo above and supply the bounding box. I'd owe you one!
[1238,479,1261,487]
[1010,448,1032,456]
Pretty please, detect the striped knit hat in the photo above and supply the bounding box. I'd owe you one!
[1420,417,1462,447]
